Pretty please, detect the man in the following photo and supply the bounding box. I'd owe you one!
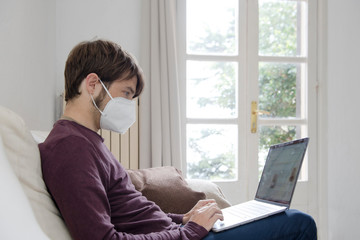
[40,39,317,240]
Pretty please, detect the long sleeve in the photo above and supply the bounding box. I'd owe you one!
[167,214,184,224]
[40,121,208,240]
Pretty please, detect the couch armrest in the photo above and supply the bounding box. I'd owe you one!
[186,179,231,209]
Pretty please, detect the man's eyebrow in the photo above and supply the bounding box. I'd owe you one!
[126,86,135,94]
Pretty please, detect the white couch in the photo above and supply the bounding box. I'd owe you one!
[0,105,230,240]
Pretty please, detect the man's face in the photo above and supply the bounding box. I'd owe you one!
[98,76,137,110]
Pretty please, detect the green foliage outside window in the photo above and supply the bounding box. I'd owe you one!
[188,128,236,180]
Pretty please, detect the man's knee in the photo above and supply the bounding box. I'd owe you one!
[286,209,317,239]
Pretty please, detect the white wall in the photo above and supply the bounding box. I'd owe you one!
[326,0,360,238]
[55,0,142,119]
[0,0,142,130]
[0,0,56,130]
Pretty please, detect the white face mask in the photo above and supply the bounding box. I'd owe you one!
[91,79,136,134]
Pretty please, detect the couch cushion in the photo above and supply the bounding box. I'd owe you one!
[0,136,49,239]
[0,106,72,240]
[31,130,49,144]
[127,166,206,214]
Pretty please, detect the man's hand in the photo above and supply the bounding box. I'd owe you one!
[183,199,224,231]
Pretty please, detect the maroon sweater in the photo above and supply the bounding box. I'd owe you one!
[39,120,208,240]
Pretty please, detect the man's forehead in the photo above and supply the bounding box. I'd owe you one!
[111,77,137,91]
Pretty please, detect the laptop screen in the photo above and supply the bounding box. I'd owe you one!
[255,138,309,206]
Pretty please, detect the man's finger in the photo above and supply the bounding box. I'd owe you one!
[198,199,216,207]
[210,212,224,223]
[198,202,217,212]
[199,203,222,219]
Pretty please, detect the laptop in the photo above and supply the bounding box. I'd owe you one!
[212,138,309,232]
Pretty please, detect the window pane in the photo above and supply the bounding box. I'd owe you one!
[259,0,306,56]
[258,125,301,178]
[187,61,237,118]
[259,62,302,118]
[187,124,237,180]
[186,0,238,55]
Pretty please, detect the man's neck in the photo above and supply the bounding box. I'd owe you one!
[62,100,100,132]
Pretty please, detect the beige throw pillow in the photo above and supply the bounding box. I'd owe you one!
[127,166,206,214]
[0,106,72,240]
[0,136,49,239]
[186,179,231,209]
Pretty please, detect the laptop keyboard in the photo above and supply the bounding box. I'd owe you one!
[226,200,283,219]
[213,200,287,232]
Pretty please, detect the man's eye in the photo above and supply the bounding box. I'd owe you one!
[124,91,133,99]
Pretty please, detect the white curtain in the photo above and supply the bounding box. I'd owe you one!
[139,0,182,170]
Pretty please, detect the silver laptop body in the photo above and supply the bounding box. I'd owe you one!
[212,138,309,232]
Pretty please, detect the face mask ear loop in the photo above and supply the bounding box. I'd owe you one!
[90,94,105,116]
[98,78,114,100]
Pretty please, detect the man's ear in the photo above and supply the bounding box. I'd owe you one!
[85,73,100,95]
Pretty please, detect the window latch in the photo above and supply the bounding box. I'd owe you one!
[251,101,270,133]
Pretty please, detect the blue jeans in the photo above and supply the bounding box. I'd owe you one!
[203,209,317,240]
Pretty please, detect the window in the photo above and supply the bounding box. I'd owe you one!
[257,0,309,180]
[183,0,239,181]
[178,0,317,206]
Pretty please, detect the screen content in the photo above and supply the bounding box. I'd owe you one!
[256,140,308,204]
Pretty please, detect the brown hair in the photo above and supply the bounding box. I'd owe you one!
[64,39,144,101]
